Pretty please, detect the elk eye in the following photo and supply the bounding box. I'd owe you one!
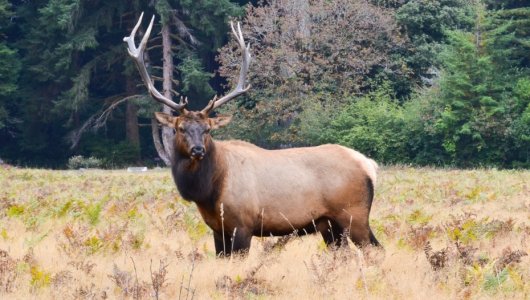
[178,127,185,133]
[205,128,210,134]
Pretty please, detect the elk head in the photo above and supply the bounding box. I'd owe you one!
[153,109,231,160]
[123,13,251,160]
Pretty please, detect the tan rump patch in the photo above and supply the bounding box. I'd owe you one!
[343,147,378,185]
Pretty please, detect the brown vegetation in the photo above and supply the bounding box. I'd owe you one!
[0,167,528,298]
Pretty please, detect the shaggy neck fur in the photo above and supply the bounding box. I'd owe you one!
[171,138,226,210]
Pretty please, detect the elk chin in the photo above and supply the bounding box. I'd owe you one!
[190,153,205,161]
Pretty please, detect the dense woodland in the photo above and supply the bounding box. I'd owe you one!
[0,0,528,168]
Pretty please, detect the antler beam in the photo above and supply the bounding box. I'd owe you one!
[201,21,251,115]
[123,13,187,111]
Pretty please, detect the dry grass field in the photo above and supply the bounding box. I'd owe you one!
[0,165,528,299]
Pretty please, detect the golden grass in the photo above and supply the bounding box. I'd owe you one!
[0,166,528,299]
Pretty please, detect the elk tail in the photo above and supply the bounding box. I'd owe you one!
[369,228,381,247]
[366,176,382,247]
[366,176,375,210]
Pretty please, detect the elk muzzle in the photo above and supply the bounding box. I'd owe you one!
[190,145,206,160]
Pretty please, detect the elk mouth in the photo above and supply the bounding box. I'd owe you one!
[190,154,205,160]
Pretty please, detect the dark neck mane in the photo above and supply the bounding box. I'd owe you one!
[171,140,225,209]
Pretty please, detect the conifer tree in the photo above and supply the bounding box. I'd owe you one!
[0,0,20,131]
[433,2,529,166]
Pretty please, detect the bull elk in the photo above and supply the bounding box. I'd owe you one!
[124,13,381,256]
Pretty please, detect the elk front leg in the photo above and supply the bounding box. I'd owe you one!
[214,229,252,257]
[230,228,252,255]
[213,231,231,257]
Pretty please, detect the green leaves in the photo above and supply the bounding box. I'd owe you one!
[326,88,407,163]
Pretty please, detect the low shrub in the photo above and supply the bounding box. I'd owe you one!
[67,156,103,169]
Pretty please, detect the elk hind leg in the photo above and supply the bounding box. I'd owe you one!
[347,220,379,248]
[368,228,380,247]
[316,219,347,249]
[335,213,380,248]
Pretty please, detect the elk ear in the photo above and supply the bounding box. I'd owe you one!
[209,115,232,129]
[154,112,177,128]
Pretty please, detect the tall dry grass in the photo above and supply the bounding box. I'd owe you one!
[0,165,528,299]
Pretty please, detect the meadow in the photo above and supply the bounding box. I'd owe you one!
[0,165,528,299]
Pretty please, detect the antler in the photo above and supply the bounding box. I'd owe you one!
[123,13,187,112]
[201,21,251,115]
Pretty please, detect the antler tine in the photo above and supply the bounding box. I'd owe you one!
[179,96,189,114]
[123,13,187,112]
[200,95,218,116]
[234,21,246,49]
[201,21,251,115]
[179,96,189,105]
[123,12,143,55]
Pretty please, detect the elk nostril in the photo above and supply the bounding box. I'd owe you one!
[191,146,205,156]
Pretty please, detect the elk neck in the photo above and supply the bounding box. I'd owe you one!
[171,138,226,210]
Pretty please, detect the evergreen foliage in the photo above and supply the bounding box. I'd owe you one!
[423,3,530,167]
[0,0,20,130]
[0,0,244,167]
[0,0,528,168]
[395,0,476,81]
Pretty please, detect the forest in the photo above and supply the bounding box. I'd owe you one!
[0,0,529,168]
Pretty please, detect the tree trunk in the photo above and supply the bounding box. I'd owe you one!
[125,101,140,147]
[125,76,140,161]
[151,117,171,165]
[161,22,175,158]
[149,20,176,166]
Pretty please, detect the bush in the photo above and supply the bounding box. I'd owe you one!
[299,84,413,164]
[298,92,337,146]
[80,138,141,168]
[99,141,140,168]
[298,84,460,166]
[330,95,408,163]
[67,155,103,169]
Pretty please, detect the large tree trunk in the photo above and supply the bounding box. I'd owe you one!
[149,21,175,166]
[161,22,175,158]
